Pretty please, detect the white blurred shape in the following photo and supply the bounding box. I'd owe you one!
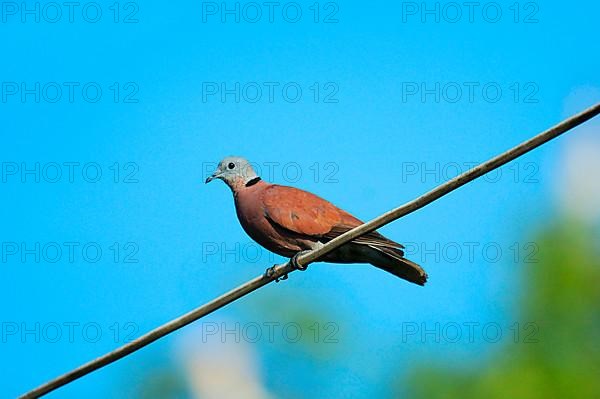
[556,87,600,220]
[175,321,273,399]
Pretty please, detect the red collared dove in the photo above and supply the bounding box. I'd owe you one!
[206,157,427,285]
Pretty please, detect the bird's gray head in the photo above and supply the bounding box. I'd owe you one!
[205,156,261,190]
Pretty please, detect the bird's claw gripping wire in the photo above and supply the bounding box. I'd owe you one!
[291,250,310,271]
[264,250,309,282]
[264,265,288,282]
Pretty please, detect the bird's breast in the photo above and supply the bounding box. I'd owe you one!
[234,188,304,257]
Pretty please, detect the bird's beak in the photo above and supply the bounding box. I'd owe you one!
[205,171,222,184]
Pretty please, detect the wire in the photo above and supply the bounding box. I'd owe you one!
[19,102,600,399]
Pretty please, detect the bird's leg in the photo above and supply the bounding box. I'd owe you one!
[291,250,310,271]
[265,250,310,282]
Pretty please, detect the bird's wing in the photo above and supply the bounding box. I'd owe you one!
[324,225,405,250]
[262,185,404,249]
[262,185,342,236]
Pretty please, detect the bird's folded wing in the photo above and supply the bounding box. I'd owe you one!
[323,225,405,249]
[262,185,342,236]
[262,185,404,249]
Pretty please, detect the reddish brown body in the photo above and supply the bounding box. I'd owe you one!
[233,180,427,285]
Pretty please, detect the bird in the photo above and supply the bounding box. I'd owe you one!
[205,156,427,286]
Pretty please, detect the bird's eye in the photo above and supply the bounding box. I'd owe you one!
[228,162,235,170]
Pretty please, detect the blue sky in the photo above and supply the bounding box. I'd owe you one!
[1,1,599,397]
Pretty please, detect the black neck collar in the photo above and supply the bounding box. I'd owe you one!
[245,177,261,187]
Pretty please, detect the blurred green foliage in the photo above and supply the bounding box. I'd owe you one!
[405,220,600,399]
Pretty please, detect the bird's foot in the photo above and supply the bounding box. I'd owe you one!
[264,265,288,282]
[265,250,309,282]
[291,250,310,271]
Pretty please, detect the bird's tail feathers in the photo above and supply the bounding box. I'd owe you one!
[367,245,428,286]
